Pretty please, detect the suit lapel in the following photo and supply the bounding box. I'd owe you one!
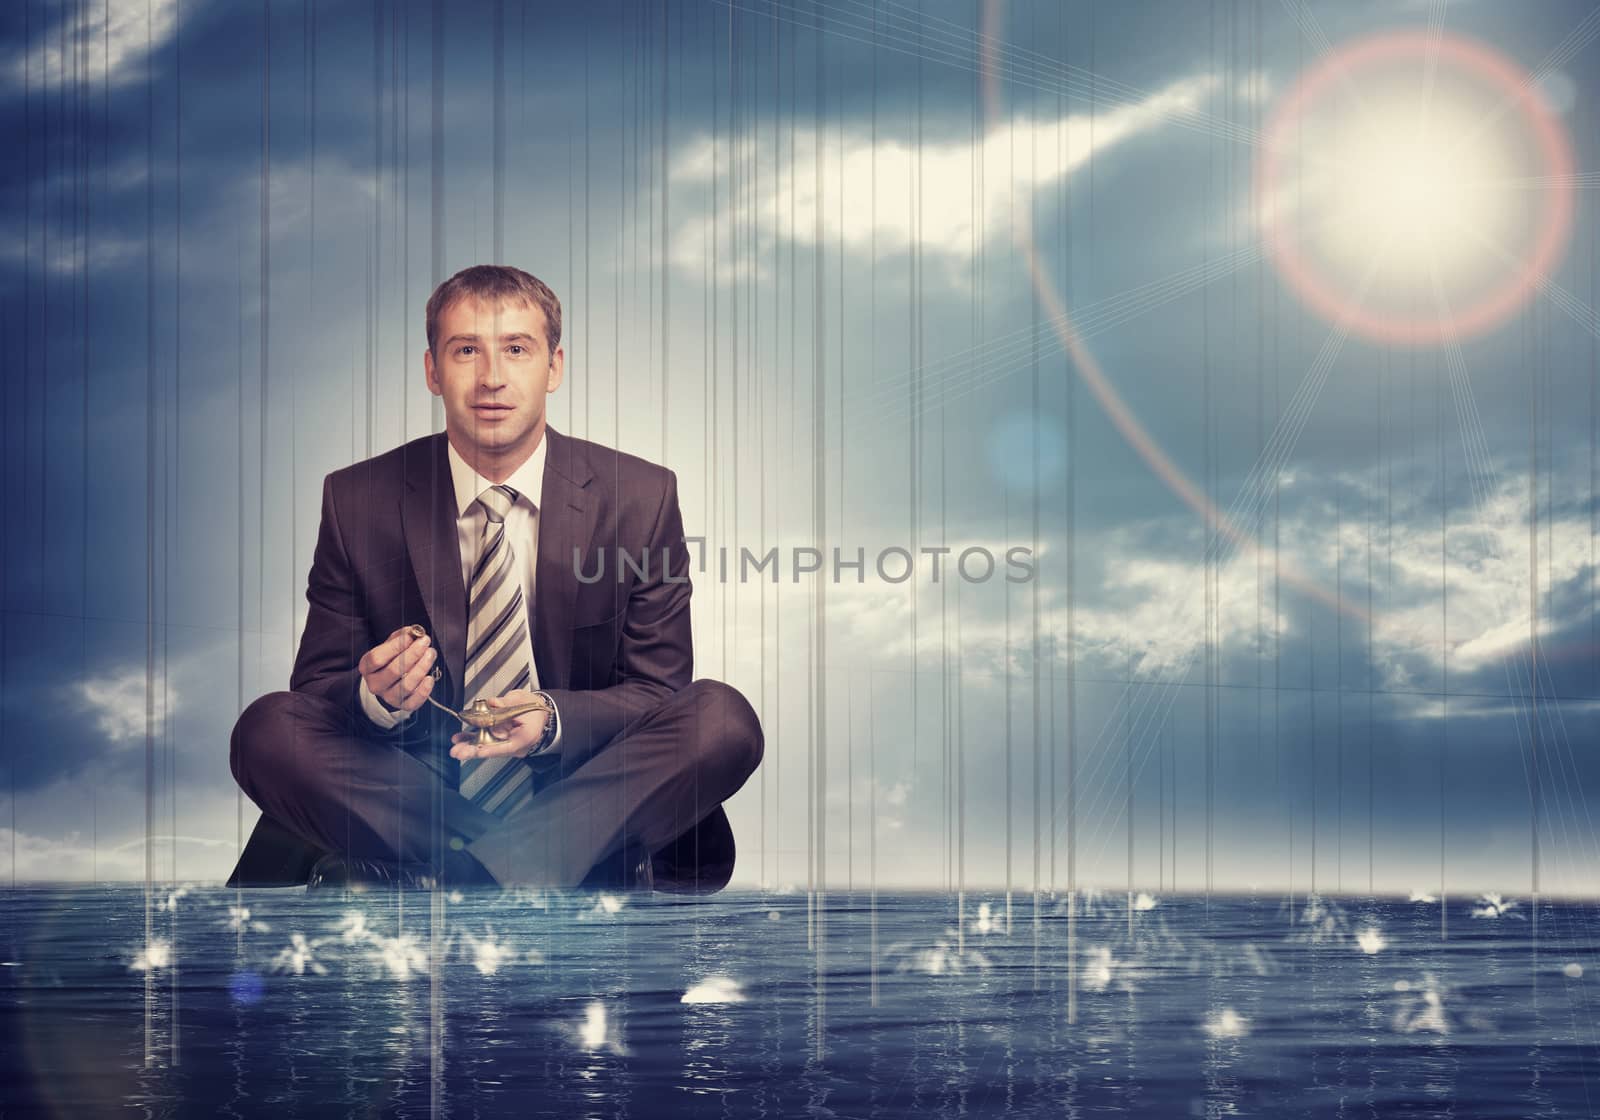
[402,433,469,706]
[534,426,593,691]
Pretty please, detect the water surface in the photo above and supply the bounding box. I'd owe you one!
[1,886,1596,1117]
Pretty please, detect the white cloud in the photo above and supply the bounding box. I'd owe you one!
[1065,528,1289,678]
[0,825,235,882]
[74,667,177,744]
[702,464,1592,706]
[706,521,1285,685]
[10,0,180,91]
[1236,69,1274,104]
[0,153,382,282]
[1,758,252,882]
[668,73,1218,282]
[0,231,148,278]
[1355,477,1592,693]
[824,773,913,834]
[1051,470,1593,696]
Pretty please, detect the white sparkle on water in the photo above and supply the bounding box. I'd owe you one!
[1290,894,1353,945]
[1202,1008,1250,1039]
[1409,888,1438,904]
[1471,893,1520,919]
[224,906,269,934]
[567,1000,627,1054]
[333,911,374,944]
[460,930,516,976]
[886,928,993,975]
[1132,892,1159,912]
[682,975,745,1004]
[580,1002,608,1048]
[130,939,171,972]
[271,933,328,976]
[1563,962,1584,979]
[1241,943,1278,977]
[367,933,429,981]
[1356,926,1387,955]
[1083,946,1118,992]
[1393,973,1450,1035]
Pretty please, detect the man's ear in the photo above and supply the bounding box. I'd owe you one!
[424,347,441,396]
[546,346,566,394]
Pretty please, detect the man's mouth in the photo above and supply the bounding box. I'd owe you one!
[472,404,514,413]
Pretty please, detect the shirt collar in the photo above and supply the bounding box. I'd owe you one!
[446,433,547,519]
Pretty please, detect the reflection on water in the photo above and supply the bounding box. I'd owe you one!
[0,887,1597,1117]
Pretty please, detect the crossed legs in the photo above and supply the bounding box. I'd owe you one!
[230,679,763,890]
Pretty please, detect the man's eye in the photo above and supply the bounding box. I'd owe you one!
[457,345,476,356]
[508,345,525,355]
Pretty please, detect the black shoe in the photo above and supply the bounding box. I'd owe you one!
[306,853,441,893]
[307,849,499,892]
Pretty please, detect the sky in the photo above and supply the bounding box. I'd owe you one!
[2,0,1599,901]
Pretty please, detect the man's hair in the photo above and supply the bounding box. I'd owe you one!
[425,265,563,358]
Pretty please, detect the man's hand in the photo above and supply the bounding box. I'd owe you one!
[449,690,550,762]
[358,627,438,714]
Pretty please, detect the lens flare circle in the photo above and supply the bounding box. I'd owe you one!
[977,0,1354,625]
[1257,29,1574,345]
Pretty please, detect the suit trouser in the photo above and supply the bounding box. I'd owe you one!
[229,679,762,890]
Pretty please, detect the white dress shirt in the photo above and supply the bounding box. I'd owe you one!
[359,433,561,751]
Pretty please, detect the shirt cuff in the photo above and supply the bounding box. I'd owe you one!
[536,691,562,755]
[359,676,415,731]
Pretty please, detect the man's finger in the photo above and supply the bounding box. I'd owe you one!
[449,737,532,761]
[365,627,414,672]
[395,666,436,713]
[448,713,545,760]
[360,629,426,677]
[381,645,437,710]
[367,633,430,693]
[397,644,438,694]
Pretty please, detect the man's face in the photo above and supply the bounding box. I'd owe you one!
[424,296,564,477]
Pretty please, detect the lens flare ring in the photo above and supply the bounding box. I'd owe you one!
[1256,29,1575,346]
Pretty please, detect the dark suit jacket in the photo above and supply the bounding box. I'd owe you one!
[227,425,702,886]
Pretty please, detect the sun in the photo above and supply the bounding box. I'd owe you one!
[1256,30,1574,346]
[1316,99,1512,280]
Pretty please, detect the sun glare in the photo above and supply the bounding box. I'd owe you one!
[1256,30,1574,346]
[1317,100,1511,281]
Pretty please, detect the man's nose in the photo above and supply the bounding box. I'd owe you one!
[477,354,508,389]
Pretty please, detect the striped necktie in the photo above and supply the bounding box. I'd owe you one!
[458,484,537,817]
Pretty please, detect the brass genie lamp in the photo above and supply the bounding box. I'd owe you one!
[403,625,552,749]
[428,692,553,750]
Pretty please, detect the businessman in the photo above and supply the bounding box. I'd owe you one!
[226,265,762,892]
